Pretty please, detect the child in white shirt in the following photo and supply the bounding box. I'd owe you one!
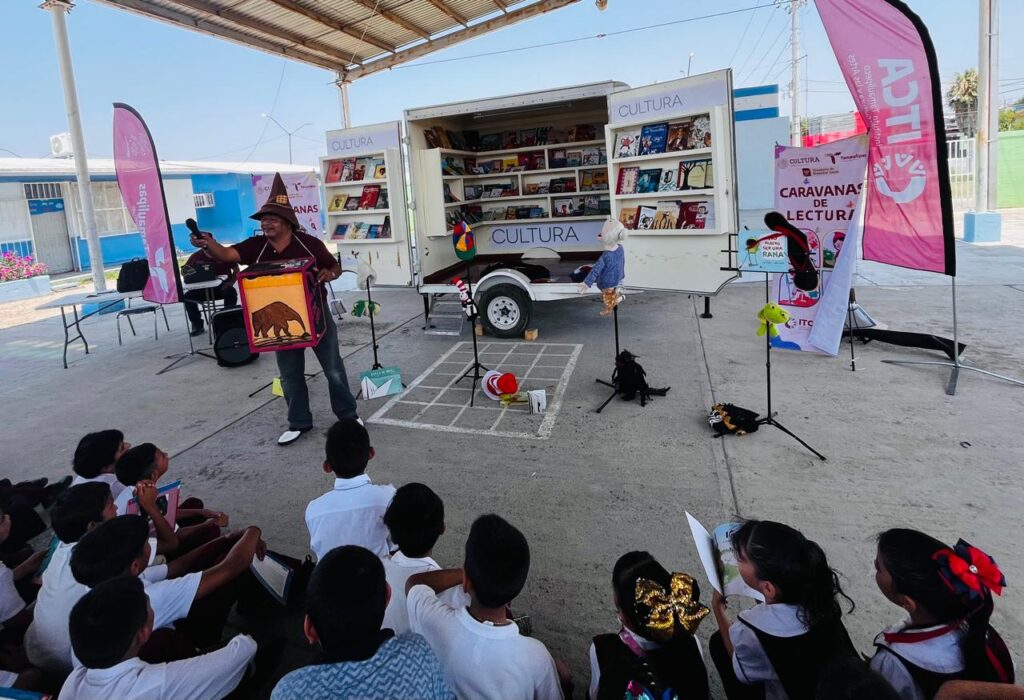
[305,419,395,561]
[406,514,565,700]
[59,575,256,700]
[71,429,131,501]
[381,483,467,635]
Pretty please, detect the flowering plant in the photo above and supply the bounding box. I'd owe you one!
[0,251,48,282]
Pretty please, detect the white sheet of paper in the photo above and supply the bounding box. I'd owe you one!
[250,554,291,603]
[686,511,724,595]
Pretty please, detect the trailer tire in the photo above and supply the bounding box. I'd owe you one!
[479,284,531,338]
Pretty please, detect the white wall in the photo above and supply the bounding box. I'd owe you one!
[736,116,790,212]
[164,178,196,224]
[0,183,31,243]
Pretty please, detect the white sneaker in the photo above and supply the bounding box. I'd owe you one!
[278,427,311,446]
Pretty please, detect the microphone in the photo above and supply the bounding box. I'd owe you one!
[185,218,201,237]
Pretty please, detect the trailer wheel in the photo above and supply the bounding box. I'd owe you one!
[479,285,531,338]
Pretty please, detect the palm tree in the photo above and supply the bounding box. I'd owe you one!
[946,69,979,137]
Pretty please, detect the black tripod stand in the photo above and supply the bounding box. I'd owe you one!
[453,263,488,406]
[595,305,621,413]
[352,279,404,399]
[756,274,826,461]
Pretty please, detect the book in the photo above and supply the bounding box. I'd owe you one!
[380,216,391,239]
[583,195,600,215]
[423,129,440,148]
[653,200,681,229]
[442,183,459,204]
[373,163,386,179]
[679,201,713,229]
[340,158,356,182]
[503,131,520,149]
[688,114,713,149]
[592,170,609,189]
[125,480,181,530]
[666,122,691,152]
[529,207,545,218]
[617,166,639,195]
[574,124,597,141]
[325,160,343,184]
[353,160,367,182]
[366,224,381,239]
[566,150,582,167]
[327,194,349,212]
[685,159,712,189]
[501,156,519,172]
[524,183,540,195]
[527,152,546,170]
[658,169,679,192]
[505,206,517,220]
[465,185,483,200]
[635,205,657,230]
[480,132,502,150]
[615,129,641,158]
[519,128,538,147]
[346,222,367,239]
[358,185,381,209]
[580,171,594,191]
[549,149,567,168]
[636,169,661,194]
[547,126,570,144]
[536,126,551,145]
[686,512,765,601]
[582,147,602,166]
[250,552,294,606]
[552,198,575,217]
[344,196,360,211]
[619,206,639,229]
[599,198,611,215]
[331,223,349,240]
[639,123,669,155]
[375,189,389,209]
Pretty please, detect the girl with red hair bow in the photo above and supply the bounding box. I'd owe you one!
[872,529,1015,699]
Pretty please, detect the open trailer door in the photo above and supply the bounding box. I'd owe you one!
[606,70,739,294]
[321,121,414,286]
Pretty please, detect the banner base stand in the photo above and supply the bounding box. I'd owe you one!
[594,305,621,414]
[452,262,487,407]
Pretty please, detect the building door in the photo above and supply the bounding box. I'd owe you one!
[25,183,74,274]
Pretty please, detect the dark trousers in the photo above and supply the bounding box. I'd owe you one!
[275,313,357,430]
[710,631,765,700]
[183,285,237,328]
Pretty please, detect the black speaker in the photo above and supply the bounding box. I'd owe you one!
[212,308,258,368]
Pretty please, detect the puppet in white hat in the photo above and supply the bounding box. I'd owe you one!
[578,218,627,316]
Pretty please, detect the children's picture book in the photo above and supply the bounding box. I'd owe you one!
[653,201,681,229]
[666,122,691,152]
[327,194,349,212]
[688,114,713,149]
[566,150,583,168]
[550,149,568,168]
[617,166,640,195]
[331,223,349,240]
[340,158,356,182]
[680,201,713,230]
[375,189,389,209]
[125,480,181,529]
[592,170,609,190]
[658,169,678,192]
[616,129,641,158]
[479,132,502,150]
[547,126,570,145]
[636,169,661,194]
[686,512,765,601]
[353,160,367,182]
[250,552,294,606]
[501,156,519,172]
[580,171,594,191]
[524,183,540,196]
[359,366,403,399]
[635,205,657,230]
[583,196,601,215]
[358,185,381,209]
[618,206,639,229]
[582,147,602,166]
[373,163,386,179]
[465,185,483,200]
[380,216,392,239]
[325,160,343,184]
[442,183,459,204]
[687,160,712,189]
[552,198,575,217]
[502,131,520,149]
[519,128,538,147]
[638,123,669,156]
[346,222,367,239]
[536,126,551,145]
[366,224,381,239]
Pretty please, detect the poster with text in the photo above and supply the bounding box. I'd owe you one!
[772,134,868,353]
[252,172,323,238]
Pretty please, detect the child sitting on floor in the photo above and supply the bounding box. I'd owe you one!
[72,429,131,500]
[305,419,395,561]
[709,519,858,700]
[870,528,1015,699]
[589,551,710,700]
[59,576,256,700]
[381,483,468,635]
[271,545,454,700]
[406,513,567,700]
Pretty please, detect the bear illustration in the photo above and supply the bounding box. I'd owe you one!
[251,301,307,341]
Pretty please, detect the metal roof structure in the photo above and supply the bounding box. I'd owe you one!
[91,0,582,81]
[0,157,313,179]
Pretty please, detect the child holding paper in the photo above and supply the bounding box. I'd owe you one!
[708,519,857,700]
[588,551,710,700]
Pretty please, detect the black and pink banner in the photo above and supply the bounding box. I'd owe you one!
[815,0,955,276]
[113,103,182,303]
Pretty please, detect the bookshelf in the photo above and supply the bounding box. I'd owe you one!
[321,121,411,286]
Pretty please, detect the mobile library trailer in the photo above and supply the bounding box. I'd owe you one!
[322,71,740,338]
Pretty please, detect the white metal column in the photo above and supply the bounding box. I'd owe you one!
[336,74,352,129]
[976,0,999,211]
[43,0,105,289]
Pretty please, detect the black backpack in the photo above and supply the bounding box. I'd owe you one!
[116,258,150,292]
[613,351,669,407]
[708,403,761,435]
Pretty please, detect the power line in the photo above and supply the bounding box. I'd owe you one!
[727,4,759,69]
[734,5,780,79]
[390,2,780,70]
[191,133,287,161]
[740,18,788,84]
[759,35,792,85]
[240,61,287,164]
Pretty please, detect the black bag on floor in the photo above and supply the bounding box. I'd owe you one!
[116,258,150,292]
[613,350,670,407]
[708,403,760,436]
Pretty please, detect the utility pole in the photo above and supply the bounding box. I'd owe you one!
[261,114,311,164]
[977,0,999,212]
[43,0,106,290]
[336,74,352,129]
[789,0,804,146]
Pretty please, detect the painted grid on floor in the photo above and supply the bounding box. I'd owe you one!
[367,341,582,440]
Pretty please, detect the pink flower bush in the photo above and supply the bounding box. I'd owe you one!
[0,251,48,282]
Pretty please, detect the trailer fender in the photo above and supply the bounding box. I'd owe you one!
[472,269,535,302]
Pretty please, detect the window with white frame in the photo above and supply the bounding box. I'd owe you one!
[67,182,134,237]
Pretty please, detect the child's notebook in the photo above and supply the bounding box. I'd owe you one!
[686,512,765,601]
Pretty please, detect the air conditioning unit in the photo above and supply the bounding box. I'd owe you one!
[193,192,216,208]
[49,133,74,158]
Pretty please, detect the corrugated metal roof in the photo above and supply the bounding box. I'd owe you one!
[0,157,314,178]
[90,0,582,79]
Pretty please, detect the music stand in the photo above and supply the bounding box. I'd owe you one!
[453,262,488,407]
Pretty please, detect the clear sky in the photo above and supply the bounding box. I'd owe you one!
[3,0,1022,167]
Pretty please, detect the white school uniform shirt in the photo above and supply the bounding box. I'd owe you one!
[71,473,127,502]
[381,553,471,635]
[58,633,256,700]
[407,584,562,700]
[305,475,396,561]
[869,618,966,700]
[728,602,809,700]
[586,628,704,700]
[113,484,135,516]
[0,563,26,625]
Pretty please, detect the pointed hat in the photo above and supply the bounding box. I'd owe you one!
[250,173,300,230]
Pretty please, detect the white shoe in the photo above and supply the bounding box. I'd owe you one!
[278,427,311,446]
[356,417,364,426]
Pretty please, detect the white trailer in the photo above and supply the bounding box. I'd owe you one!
[322,71,740,338]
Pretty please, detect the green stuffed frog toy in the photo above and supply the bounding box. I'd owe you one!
[757,303,790,338]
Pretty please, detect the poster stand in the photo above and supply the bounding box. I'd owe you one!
[594,305,621,413]
[352,274,406,399]
[453,263,488,406]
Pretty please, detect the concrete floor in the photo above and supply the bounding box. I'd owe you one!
[2,227,1023,697]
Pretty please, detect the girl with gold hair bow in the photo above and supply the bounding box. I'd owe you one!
[588,551,711,700]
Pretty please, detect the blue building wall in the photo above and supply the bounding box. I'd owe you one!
[192,173,258,244]
[75,223,192,268]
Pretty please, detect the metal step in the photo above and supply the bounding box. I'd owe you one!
[424,295,465,336]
